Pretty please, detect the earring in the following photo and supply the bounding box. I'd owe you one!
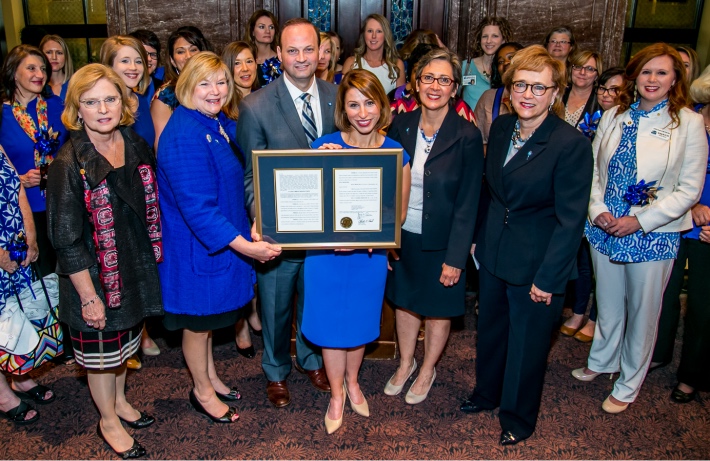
[78,117,83,125]
[548,102,553,111]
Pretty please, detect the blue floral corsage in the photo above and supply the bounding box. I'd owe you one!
[261,57,282,85]
[578,110,602,139]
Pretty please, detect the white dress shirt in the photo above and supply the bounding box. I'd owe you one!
[283,75,323,137]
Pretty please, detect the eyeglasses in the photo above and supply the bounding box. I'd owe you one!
[596,86,620,96]
[146,52,158,60]
[549,40,570,46]
[572,65,598,74]
[511,81,556,96]
[79,96,121,109]
[418,74,454,86]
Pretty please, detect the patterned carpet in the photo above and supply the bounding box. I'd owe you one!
[2,296,709,460]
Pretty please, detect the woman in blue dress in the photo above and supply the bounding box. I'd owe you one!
[0,44,68,277]
[301,69,411,434]
[40,35,73,100]
[101,36,155,148]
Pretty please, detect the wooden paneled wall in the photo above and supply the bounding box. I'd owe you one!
[452,0,628,66]
[107,0,627,70]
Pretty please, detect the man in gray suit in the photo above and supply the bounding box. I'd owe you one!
[237,17,338,408]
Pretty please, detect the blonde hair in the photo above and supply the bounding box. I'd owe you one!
[335,69,391,132]
[503,45,566,117]
[353,14,400,82]
[568,50,604,83]
[100,36,151,95]
[175,52,234,111]
[40,34,74,83]
[689,64,710,105]
[62,64,137,131]
[318,32,336,82]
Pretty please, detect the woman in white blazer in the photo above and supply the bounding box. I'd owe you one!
[572,43,708,413]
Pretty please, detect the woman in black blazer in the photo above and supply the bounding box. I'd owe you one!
[384,48,484,404]
[459,45,593,445]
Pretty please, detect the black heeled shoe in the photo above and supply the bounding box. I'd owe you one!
[249,325,263,337]
[96,422,147,459]
[216,387,242,402]
[671,385,696,403]
[236,345,255,359]
[119,412,155,429]
[189,390,238,423]
[500,430,526,446]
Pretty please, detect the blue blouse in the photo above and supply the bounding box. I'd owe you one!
[157,106,254,316]
[586,100,680,262]
[58,81,69,101]
[156,84,179,111]
[0,96,69,212]
[132,91,155,148]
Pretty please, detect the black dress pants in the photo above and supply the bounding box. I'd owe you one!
[473,264,563,438]
[653,238,710,390]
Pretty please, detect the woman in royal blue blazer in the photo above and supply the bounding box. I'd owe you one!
[157,52,280,424]
[460,45,593,445]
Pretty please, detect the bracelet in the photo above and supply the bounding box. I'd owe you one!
[81,295,101,309]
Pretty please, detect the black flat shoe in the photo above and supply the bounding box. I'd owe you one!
[216,388,242,402]
[671,386,696,403]
[500,430,526,446]
[236,345,255,359]
[119,412,155,429]
[0,400,39,425]
[13,384,55,405]
[189,390,238,423]
[96,423,147,459]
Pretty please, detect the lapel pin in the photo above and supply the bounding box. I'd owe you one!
[406,127,410,134]
[527,151,533,160]
[206,134,212,142]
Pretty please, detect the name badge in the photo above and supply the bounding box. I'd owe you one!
[462,74,476,86]
[650,128,671,141]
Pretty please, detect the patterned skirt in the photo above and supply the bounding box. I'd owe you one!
[69,323,142,370]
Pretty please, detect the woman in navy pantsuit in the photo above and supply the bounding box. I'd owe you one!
[460,45,593,445]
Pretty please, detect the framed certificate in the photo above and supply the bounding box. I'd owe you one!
[253,148,403,249]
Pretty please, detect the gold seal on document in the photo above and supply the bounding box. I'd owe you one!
[340,217,353,229]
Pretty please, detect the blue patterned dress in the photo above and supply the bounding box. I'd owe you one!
[0,148,31,311]
[586,100,680,263]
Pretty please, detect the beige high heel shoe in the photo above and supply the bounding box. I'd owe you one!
[384,358,417,396]
[345,384,369,417]
[601,395,629,414]
[324,385,346,434]
[405,368,436,404]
